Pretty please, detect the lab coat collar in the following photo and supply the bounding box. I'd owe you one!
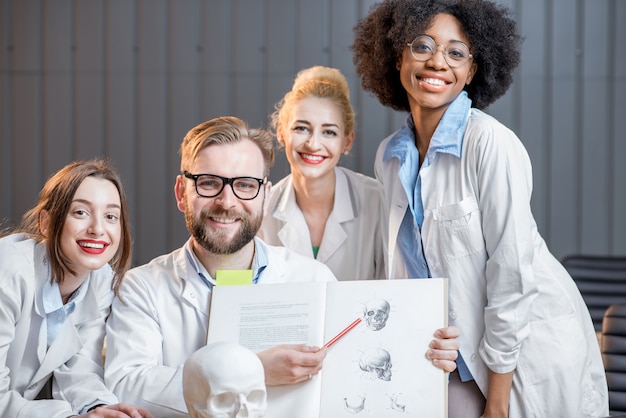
[253,238,297,284]
[382,91,471,166]
[272,168,356,261]
[272,168,357,222]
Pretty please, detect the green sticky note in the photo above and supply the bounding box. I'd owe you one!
[215,269,253,286]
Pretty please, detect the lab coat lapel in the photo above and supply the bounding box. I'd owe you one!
[30,280,100,384]
[30,311,81,384]
[388,165,407,279]
[177,246,210,316]
[316,168,352,262]
[32,247,50,365]
[277,221,311,257]
[274,178,314,257]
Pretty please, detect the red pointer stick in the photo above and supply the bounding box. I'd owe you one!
[323,318,362,349]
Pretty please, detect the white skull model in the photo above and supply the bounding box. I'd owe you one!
[359,348,392,381]
[183,342,267,418]
[363,298,390,331]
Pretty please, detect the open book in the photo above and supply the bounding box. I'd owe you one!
[206,278,448,418]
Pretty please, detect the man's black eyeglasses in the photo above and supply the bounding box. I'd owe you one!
[182,171,266,200]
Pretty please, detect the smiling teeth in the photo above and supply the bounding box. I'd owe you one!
[421,77,446,86]
[79,242,105,249]
[213,218,236,224]
[302,154,324,162]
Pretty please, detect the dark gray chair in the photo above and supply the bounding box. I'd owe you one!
[602,303,626,414]
[562,255,626,332]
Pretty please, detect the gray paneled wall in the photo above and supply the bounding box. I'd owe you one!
[1,0,625,266]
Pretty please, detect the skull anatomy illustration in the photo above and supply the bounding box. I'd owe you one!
[363,298,390,331]
[359,348,392,381]
[183,342,267,418]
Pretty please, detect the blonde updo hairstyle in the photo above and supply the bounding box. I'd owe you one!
[271,66,355,147]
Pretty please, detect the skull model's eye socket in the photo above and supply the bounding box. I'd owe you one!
[367,310,375,316]
[212,393,237,412]
[246,390,266,408]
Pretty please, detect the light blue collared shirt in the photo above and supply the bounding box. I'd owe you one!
[382,92,473,381]
[184,237,269,289]
[43,275,89,349]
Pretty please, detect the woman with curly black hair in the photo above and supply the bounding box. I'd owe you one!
[352,0,608,417]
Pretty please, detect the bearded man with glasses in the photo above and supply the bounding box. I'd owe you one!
[103,115,467,417]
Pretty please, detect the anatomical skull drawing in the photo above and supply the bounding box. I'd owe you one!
[358,348,392,381]
[363,298,390,331]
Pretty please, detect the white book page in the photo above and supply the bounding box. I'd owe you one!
[206,281,327,418]
[319,278,448,418]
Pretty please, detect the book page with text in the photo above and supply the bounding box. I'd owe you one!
[207,281,327,418]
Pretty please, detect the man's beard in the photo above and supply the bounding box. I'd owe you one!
[185,206,263,255]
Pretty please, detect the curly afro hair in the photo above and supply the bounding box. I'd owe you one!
[351,0,522,111]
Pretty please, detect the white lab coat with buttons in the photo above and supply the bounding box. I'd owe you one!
[259,166,385,281]
[376,109,608,417]
[0,234,119,418]
[105,238,336,418]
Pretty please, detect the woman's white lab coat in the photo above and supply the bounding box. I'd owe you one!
[0,234,118,418]
[375,109,608,417]
[260,166,385,281]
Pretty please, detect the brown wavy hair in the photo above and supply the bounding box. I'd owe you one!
[18,158,132,296]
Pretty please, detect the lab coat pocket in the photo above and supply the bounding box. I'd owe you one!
[432,197,484,261]
[517,314,585,385]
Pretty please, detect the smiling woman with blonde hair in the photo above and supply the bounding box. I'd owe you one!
[259,65,385,281]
